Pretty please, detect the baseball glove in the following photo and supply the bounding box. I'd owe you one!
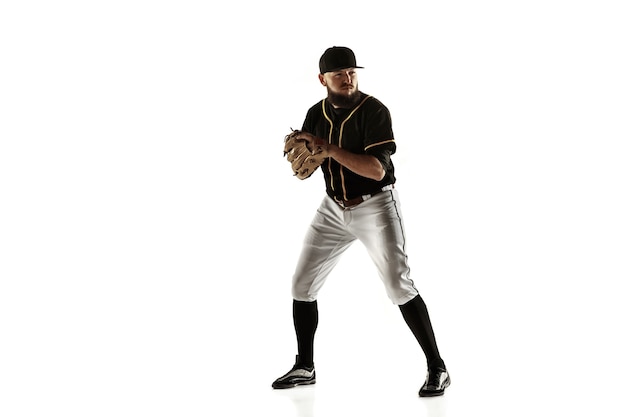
[283,130,329,180]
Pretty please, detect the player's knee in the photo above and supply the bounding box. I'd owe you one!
[292,285,316,302]
[384,281,418,305]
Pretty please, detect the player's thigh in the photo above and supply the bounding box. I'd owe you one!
[352,190,408,251]
[292,198,355,300]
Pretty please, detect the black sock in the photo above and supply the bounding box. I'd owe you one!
[293,300,318,368]
[399,295,445,370]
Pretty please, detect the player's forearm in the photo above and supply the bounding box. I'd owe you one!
[296,131,386,181]
[327,144,386,181]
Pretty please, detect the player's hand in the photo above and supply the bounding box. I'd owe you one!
[296,132,329,155]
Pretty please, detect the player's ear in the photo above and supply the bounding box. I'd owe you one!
[318,73,327,86]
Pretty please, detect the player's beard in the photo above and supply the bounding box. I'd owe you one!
[327,87,362,109]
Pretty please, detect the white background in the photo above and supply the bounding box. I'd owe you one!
[1,1,625,416]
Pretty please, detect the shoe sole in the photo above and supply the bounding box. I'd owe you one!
[272,379,316,389]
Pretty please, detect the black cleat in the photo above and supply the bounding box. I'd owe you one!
[419,367,451,397]
[272,356,316,389]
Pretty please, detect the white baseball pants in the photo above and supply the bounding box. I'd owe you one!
[291,188,419,305]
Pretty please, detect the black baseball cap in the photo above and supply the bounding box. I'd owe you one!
[319,46,364,74]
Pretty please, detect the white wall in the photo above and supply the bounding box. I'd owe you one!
[1,1,625,416]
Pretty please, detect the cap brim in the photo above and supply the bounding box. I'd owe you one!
[322,65,364,73]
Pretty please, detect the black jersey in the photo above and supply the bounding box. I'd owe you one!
[301,93,397,201]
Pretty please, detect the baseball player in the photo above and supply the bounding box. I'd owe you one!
[273,46,450,397]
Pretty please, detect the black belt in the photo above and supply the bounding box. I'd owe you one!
[333,184,394,209]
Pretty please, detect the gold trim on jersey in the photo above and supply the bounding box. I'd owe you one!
[321,95,372,200]
[321,99,335,192]
[364,139,395,151]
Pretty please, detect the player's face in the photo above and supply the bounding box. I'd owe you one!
[319,68,359,97]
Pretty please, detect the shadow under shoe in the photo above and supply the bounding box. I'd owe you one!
[272,355,316,389]
[419,367,451,397]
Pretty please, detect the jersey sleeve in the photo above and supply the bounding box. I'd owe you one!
[301,102,323,134]
[363,101,396,175]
